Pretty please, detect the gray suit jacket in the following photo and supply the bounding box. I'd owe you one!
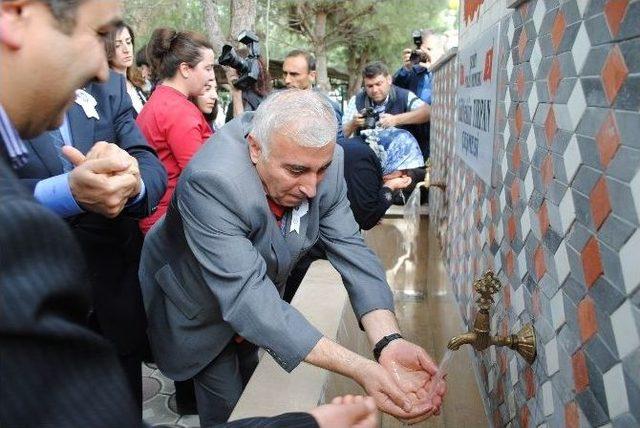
[139,113,394,380]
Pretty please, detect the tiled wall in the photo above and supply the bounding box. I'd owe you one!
[429,0,640,426]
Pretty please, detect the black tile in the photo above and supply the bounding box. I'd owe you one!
[607,146,640,183]
[617,1,640,41]
[576,135,602,171]
[585,333,618,373]
[576,106,608,139]
[576,388,610,426]
[581,44,609,76]
[619,37,640,74]
[613,75,640,112]
[614,110,640,151]
[598,239,627,294]
[598,214,637,252]
[607,176,639,226]
[585,13,613,46]
[581,76,609,108]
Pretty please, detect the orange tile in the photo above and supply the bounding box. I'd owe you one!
[524,366,536,399]
[590,177,612,230]
[539,201,550,237]
[541,154,554,189]
[601,45,629,104]
[548,58,562,101]
[596,111,621,168]
[534,245,546,281]
[604,0,630,37]
[513,142,522,171]
[532,287,541,318]
[545,107,557,147]
[511,180,521,206]
[572,350,589,392]
[520,404,530,428]
[581,237,603,288]
[515,104,524,138]
[577,296,598,342]
[516,69,525,98]
[506,250,515,277]
[551,10,566,53]
[518,27,528,61]
[565,401,580,428]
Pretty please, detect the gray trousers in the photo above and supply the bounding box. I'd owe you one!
[194,339,259,427]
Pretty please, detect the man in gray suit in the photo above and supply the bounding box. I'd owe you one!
[140,89,446,426]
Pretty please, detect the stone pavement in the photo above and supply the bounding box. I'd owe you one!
[142,363,200,428]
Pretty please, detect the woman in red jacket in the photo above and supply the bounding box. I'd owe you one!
[137,28,215,234]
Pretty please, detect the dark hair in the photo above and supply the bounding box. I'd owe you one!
[135,46,149,67]
[36,0,83,33]
[147,28,213,81]
[285,49,316,72]
[362,61,389,79]
[254,57,272,97]
[105,23,145,88]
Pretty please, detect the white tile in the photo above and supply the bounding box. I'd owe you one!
[513,283,525,315]
[554,104,573,132]
[566,82,587,131]
[572,24,590,75]
[527,85,539,120]
[521,203,532,240]
[531,39,543,78]
[555,242,571,284]
[611,301,640,359]
[533,0,546,33]
[524,165,534,202]
[631,167,640,224]
[507,16,515,47]
[559,189,576,236]
[545,337,560,375]
[500,187,507,218]
[510,357,519,386]
[518,242,528,281]
[542,381,554,416]
[525,126,537,161]
[563,135,582,185]
[620,228,640,295]
[508,391,516,419]
[603,363,629,419]
[576,0,589,17]
[507,54,514,84]
[551,290,566,331]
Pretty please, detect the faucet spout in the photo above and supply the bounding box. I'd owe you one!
[447,332,477,351]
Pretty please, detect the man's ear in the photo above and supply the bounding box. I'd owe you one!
[386,74,392,85]
[309,70,317,83]
[0,1,28,50]
[247,134,263,164]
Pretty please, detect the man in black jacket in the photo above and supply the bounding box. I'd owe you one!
[15,69,168,408]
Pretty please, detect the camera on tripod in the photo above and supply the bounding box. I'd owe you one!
[218,30,261,90]
[360,107,379,130]
[409,29,429,65]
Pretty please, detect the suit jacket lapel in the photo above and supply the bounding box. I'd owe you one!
[26,134,63,175]
[68,102,95,154]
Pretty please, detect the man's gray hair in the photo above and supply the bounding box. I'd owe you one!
[251,89,338,156]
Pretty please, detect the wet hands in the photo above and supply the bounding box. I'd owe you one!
[378,339,447,424]
[64,142,141,218]
[309,395,378,428]
[383,172,412,191]
[377,113,397,129]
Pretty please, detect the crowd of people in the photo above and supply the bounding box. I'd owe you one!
[0,1,446,427]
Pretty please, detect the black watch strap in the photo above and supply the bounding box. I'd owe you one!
[373,333,403,361]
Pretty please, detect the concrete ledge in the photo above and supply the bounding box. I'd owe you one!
[229,260,367,420]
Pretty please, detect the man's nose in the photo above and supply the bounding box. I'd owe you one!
[299,174,318,199]
[284,74,293,85]
[95,56,110,83]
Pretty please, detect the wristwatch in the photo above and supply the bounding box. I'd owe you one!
[373,333,403,361]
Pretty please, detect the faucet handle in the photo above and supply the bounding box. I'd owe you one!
[474,271,502,309]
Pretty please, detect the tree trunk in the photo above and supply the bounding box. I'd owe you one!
[346,46,369,97]
[313,10,331,93]
[230,0,257,39]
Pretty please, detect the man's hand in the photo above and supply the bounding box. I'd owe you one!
[378,113,397,129]
[378,339,446,424]
[352,359,433,421]
[402,48,413,71]
[309,395,378,428]
[384,176,412,191]
[84,141,141,188]
[63,145,141,218]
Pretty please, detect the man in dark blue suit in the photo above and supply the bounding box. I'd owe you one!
[0,1,378,426]
[15,68,168,408]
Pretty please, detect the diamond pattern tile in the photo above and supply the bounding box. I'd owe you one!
[604,0,630,38]
[601,45,629,105]
[595,111,621,169]
[429,4,640,427]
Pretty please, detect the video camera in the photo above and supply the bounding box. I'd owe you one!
[360,107,379,130]
[218,30,261,90]
[409,29,429,65]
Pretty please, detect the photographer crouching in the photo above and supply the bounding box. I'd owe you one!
[343,61,430,159]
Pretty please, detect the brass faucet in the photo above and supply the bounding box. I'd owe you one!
[419,158,446,191]
[447,271,537,365]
